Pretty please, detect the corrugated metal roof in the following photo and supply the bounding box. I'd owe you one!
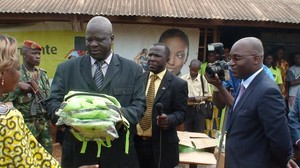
[0,0,299,24]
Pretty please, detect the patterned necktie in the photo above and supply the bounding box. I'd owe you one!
[94,61,104,89]
[140,74,158,131]
[234,84,245,109]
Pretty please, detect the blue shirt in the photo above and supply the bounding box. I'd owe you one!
[223,64,275,97]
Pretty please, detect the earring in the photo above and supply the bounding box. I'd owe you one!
[1,78,4,86]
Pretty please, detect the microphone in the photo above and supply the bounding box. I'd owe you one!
[156,103,163,116]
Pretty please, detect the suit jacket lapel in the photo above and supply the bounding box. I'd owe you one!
[80,56,99,90]
[227,70,266,133]
[100,54,120,91]
[142,70,171,105]
[154,71,171,104]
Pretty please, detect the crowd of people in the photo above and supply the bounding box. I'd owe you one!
[1,15,300,168]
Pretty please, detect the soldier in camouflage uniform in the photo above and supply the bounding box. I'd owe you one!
[5,40,52,153]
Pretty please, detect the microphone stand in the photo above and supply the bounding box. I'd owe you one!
[156,103,163,168]
[158,123,162,168]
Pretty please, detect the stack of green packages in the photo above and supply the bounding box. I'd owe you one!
[56,91,130,157]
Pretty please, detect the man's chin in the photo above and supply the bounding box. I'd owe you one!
[167,68,174,73]
[148,67,156,72]
[91,54,105,60]
[231,71,239,78]
[90,52,100,57]
[168,68,180,75]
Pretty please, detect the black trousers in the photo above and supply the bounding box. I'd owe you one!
[184,105,206,133]
[134,136,157,168]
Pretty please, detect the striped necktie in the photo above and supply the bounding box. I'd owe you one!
[140,74,158,131]
[94,61,104,89]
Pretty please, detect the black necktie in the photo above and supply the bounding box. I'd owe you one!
[94,61,104,89]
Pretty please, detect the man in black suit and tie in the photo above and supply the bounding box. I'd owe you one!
[134,43,188,168]
[45,16,146,168]
[206,37,294,168]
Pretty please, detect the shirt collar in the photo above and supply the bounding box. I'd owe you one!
[187,73,200,81]
[242,67,263,89]
[90,52,113,65]
[149,69,167,80]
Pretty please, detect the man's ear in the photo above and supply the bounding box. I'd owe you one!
[254,55,261,64]
[166,57,170,62]
[111,34,114,42]
[0,71,6,81]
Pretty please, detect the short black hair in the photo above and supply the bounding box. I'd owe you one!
[291,52,300,62]
[264,52,277,70]
[152,42,170,58]
[190,59,201,67]
[275,46,285,53]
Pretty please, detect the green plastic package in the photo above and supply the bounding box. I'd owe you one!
[56,91,129,157]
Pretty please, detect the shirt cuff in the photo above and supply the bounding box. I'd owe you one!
[213,86,219,91]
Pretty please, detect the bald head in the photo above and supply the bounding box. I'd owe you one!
[230,37,264,79]
[233,37,264,57]
[86,16,113,35]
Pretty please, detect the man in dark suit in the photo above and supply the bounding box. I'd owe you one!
[45,16,146,168]
[206,37,293,168]
[134,43,188,168]
[289,88,300,165]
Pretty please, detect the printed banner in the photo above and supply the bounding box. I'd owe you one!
[0,22,199,79]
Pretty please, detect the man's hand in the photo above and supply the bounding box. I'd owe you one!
[157,113,168,129]
[205,73,233,108]
[296,141,300,150]
[204,73,222,89]
[18,82,33,94]
[287,159,299,168]
[293,142,300,161]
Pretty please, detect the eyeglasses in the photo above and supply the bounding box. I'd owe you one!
[0,103,10,114]
[229,54,257,62]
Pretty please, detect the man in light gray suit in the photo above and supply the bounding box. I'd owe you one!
[45,16,146,168]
